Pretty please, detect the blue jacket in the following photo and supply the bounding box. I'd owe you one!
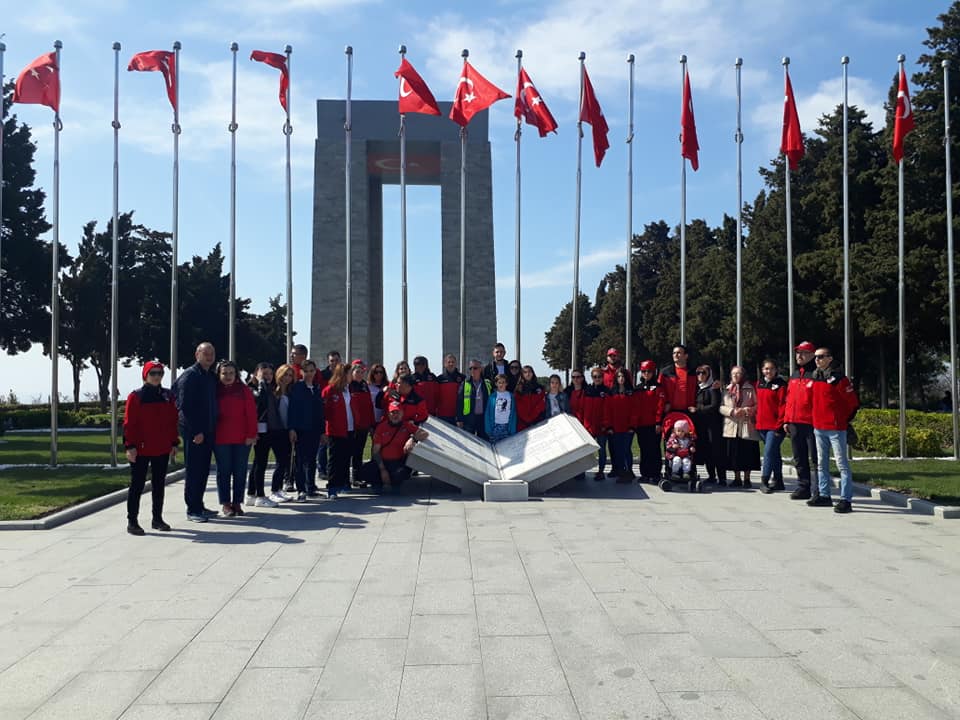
[173,362,218,438]
[288,380,325,434]
[484,390,517,437]
[544,391,571,419]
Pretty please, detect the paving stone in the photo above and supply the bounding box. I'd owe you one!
[678,609,782,658]
[119,703,218,720]
[212,667,318,719]
[396,664,485,720]
[765,628,900,688]
[596,591,684,634]
[480,636,567,696]
[869,653,960,717]
[339,593,413,639]
[194,597,284,642]
[138,641,258,704]
[309,638,405,704]
[304,552,371,583]
[659,689,767,719]
[29,670,156,720]
[250,614,341,667]
[236,566,310,600]
[476,593,546,636]
[92,619,205,671]
[485,694,581,720]
[284,579,357,617]
[405,613,480,665]
[413,579,476,615]
[832,686,953,720]
[417,551,473,581]
[623,632,734,692]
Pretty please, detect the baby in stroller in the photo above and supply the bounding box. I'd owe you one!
[662,412,703,493]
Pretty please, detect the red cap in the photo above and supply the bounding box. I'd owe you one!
[142,360,165,381]
[794,341,816,352]
[640,360,656,371]
[387,401,403,413]
[351,359,365,367]
[606,348,619,356]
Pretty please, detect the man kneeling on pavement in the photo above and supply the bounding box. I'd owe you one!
[358,401,429,490]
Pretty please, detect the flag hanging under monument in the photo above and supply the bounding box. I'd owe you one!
[781,71,804,169]
[251,50,290,111]
[893,65,915,163]
[128,50,177,110]
[515,67,557,137]
[680,70,699,171]
[450,60,509,127]
[13,52,60,111]
[395,57,440,116]
[579,65,608,167]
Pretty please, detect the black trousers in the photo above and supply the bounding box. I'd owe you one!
[128,454,169,523]
[295,431,322,494]
[790,422,818,493]
[636,426,661,479]
[351,428,370,475]
[247,430,291,496]
[328,433,354,491]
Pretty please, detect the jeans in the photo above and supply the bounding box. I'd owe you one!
[815,429,852,501]
[128,454,169,523]
[593,434,608,474]
[214,443,251,505]
[761,430,785,481]
[182,435,213,515]
[790,422,818,494]
[610,432,633,474]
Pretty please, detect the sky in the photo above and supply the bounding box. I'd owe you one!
[0,0,943,402]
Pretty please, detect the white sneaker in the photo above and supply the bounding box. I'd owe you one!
[278,490,292,500]
[296,492,307,503]
[255,496,278,508]
[244,495,256,507]
[268,492,287,504]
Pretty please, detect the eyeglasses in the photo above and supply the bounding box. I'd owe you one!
[147,370,164,377]
[814,354,831,360]
[469,366,482,371]
[591,374,603,379]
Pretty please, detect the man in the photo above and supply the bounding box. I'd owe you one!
[411,356,439,416]
[316,350,341,479]
[659,345,697,415]
[366,401,429,490]
[807,348,860,513]
[482,343,508,385]
[435,353,464,424]
[173,342,219,523]
[602,348,623,389]
[289,344,309,380]
[389,374,428,425]
[784,341,819,500]
[457,360,492,439]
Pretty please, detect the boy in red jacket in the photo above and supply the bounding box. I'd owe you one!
[123,361,180,535]
[634,361,666,484]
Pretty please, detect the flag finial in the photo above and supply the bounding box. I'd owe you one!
[735,57,742,67]
[897,53,906,63]
[54,40,62,50]
[578,51,586,61]
[230,42,238,52]
[399,44,406,55]
[516,49,522,60]
[173,41,181,51]
[943,58,950,69]
[782,56,790,66]
[627,53,634,63]
[285,45,292,55]
[679,54,686,64]
[841,56,849,65]
[461,49,469,59]
[112,41,121,51]
[345,46,352,55]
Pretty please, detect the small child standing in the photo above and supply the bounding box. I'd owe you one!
[485,374,517,443]
[665,419,696,486]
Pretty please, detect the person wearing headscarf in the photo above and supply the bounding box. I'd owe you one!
[693,364,725,485]
[719,365,761,488]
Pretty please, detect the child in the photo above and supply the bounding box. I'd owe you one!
[665,419,696,489]
[485,374,517,443]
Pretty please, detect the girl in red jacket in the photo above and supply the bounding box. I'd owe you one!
[348,361,375,485]
[605,367,636,482]
[755,359,788,493]
[123,360,179,535]
[514,365,545,430]
[213,361,258,517]
[322,364,355,498]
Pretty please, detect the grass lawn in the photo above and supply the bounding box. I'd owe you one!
[0,467,130,521]
[845,459,960,506]
[0,432,122,465]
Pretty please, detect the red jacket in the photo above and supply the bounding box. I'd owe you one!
[755,377,788,432]
[413,373,439,416]
[604,389,635,433]
[634,381,666,427]
[348,381,375,431]
[123,385,180,456]
[581,385,608,436]
[435,371,463,418]
[383,388,429,425]
[373,417,420,461]
[515,384,545,430]
[784,362,816,425]
[214,382,258,445]
[812,371,859,431]
[567,386,586,422]
[323,384,350,438]
[659,365,697,413]
[602,363,621,389]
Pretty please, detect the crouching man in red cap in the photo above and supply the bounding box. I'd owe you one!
[122,361,179,535]
[359,401,429,491]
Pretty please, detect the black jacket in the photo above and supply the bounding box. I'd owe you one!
[173,362,218,437]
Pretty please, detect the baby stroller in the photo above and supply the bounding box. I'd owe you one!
[660,411,704,493]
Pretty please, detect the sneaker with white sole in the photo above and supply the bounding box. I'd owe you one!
[255,496,278,508]
[296,492,307,502]
[244,495,256,507]
[268,492,287,504]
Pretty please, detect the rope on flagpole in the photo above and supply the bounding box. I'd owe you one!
[284,45,293,358]
[679,55,687,346]
[170,41,181,383]
[842,56,852,383]
[783,57,796,376]
[459,48,468,369]
[345,45,353,361]
[735,57,743,367]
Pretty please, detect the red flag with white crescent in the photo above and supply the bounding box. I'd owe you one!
[579,65,609,167]
[681,70,699,171]
[449,61,510,127]
[515,67,557,137]
[250,50,290,112]
[395,57,440,116]
[781,71,805,170]
[893,65,915,163]
[13,52,60,113]
[128,50,177,111]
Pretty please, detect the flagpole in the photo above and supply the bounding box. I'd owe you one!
[897,54,907,459]
[0,41,5,302]
[514,49,523,363]
[459,48,469,368]
[50,40,62,467]
[842,56,852,382]
[944,59,959,460]
[626,53,635,371]
[399,44,409,361]
[228,42,238,361]
[735,57,743,367]
[110,42,121,467]
[284,45,293,357]
[679,55,687,345]
[783,57,796,376]
[345,45,353,361]
[169,41,180,382]
[571,51,585,372]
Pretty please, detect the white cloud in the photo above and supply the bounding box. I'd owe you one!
[500,245,625,290]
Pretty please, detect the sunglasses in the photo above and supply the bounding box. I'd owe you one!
[814,354,831,360]
[469,366,482,371]
[571,374,584,379]
[147,370,164,377]
[696,370,708,375]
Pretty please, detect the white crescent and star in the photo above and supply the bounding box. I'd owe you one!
[457,76,476,103]
[399,78,413,98]
[520,81,542,109]
[898,89,912,119]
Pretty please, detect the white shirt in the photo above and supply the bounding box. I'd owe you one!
[493,391,512,425]
[343,391,354,432]
[548,393,560,415]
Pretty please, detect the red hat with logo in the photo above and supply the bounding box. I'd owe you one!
[640,360,656,371]
[387,400,403,413]
[606,347,619,357]
[794,341,816,352]
[142,360,165,381]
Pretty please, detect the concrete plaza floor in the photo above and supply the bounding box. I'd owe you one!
[0,473,959,720]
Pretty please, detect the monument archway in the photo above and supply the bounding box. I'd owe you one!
[311,99,497,365]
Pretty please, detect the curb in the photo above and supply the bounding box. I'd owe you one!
[0,469,186,531]
[821,474,958,520]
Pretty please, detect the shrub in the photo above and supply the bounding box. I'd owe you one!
[0,407,105,429]
[851,409,951,456]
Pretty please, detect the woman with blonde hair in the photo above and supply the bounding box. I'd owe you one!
[267,363,296,503]
[719,365,762,488]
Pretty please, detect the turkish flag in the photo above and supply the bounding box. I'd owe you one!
[13,53,60,113]
[580,65,608,167]
[893,66,915,163]
[681,71,699,171]
[395,58,440,116]
[449,61,510,127]
[251,50,290,112]
[781,71,804,170]
[128,51,177,111]
[515,67,557,137]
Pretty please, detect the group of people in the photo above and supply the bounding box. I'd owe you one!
[120,338,860,535]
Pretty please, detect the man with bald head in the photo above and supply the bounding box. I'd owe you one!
[173,342,220,522]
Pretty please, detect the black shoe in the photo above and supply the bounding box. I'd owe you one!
[127,523,145,536]
[201,507,219,518]
[762,484,776,494]
[688,480,697,493]
[659,478,673,492]
[729,478,743,488]
[807,496,833,507]
[790,488,811,500]
[151,518,171,531]
[834,499,852,514]
[761,477,770,488]
[716,477,727,487]
[743,479,753,489]
[773,479,786,491]
[595,472,606,481]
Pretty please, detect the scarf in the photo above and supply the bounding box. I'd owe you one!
[727,378,744,407]
[698,368,714,390]
[812,366,832,381]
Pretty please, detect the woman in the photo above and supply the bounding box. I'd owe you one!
[719,365,762,488]
[268,364,296,503]
[390,360,411,389]
[213,360,258,517]
[755,359,788,493]
[289,359,326,501]
[485,374,517,443]
[693,365,725,485]
[634,361,665,484]
[566,370,587,423]
[605,367,636,482]
[367,363,388,425]
[122,360,179,535]
[506,361,522,392]
[514,365,545,430]
[322,363,355,498]
[246,362,282,508]
[348,361,375,485]
[544,374,570,418]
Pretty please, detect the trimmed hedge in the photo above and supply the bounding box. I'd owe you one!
[0,407,121,430]
[851,409,952,457]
